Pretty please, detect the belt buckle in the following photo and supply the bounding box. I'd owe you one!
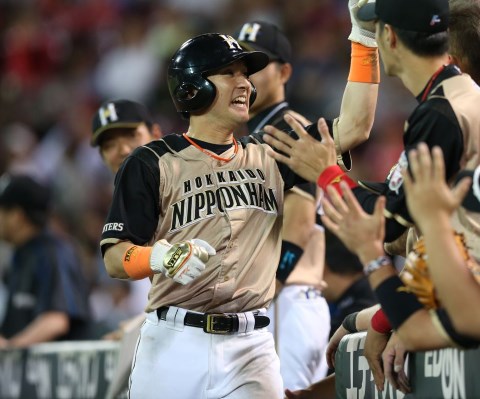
[203,313,232,334]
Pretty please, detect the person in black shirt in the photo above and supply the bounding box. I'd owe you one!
[0,174,91,348]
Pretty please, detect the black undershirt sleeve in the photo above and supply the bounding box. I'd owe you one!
[355,100,464,243]
[101,149,160,253]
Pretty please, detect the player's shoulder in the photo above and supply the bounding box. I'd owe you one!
[130,134,187,162]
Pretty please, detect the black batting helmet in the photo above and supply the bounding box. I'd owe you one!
[167,33,269,116]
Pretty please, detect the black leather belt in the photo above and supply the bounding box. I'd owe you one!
[157,307,270,334]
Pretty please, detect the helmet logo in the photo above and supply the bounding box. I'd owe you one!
[237,23,261,42]
[220,34,243,51]
[99,103,119,126]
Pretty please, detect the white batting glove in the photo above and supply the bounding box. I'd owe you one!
[149,239,216,285]
[348,0,377,47]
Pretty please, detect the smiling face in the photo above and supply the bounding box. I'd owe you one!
[99,123,154,173]
[203,60,253,128]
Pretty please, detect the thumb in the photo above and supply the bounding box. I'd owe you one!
[452,177,472,207]
[190,239,216,256]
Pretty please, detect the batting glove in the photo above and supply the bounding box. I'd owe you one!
[348,0,377,48]
[150,239,216,285]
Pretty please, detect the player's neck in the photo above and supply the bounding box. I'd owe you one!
[399,54,450,97]
[187,118,235,144]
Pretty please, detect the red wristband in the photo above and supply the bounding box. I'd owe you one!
[371,308,392,334]
[317,165,357,195]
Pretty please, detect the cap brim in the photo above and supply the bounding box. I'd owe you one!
[357,3,378,22]
[91,122,142,146]
[455,169,480,212]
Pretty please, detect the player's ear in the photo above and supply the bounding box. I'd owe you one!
[152,123,163,139]
[280,62,293,84]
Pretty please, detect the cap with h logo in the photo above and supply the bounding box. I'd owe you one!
[235,21,292,64]
[357,0,449,33]
[91,99,153,146]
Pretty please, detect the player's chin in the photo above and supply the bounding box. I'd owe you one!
[230,104,249,120]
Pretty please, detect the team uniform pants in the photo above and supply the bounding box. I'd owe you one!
[267,284,331,391]
[129,306,283,399]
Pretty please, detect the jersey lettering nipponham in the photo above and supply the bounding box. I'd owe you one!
[171,168,279,232]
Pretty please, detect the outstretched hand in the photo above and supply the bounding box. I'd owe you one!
[263,116,337,183]
[321,181,386,264]
[402,143,471,228]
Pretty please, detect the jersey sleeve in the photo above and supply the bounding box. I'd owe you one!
[100,149,160,254]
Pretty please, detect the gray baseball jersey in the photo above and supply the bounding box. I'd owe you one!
[100,132,314,313]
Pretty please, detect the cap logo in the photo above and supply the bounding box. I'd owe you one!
[220,35,242,51]
[98,103,119,126]
[237,23,262,42]
[430,15,441,26]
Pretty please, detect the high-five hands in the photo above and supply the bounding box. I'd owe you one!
[263,116,337,183]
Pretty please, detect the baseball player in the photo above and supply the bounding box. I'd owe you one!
[91,99,162,174]
[100,26,378,398]
[264,0,480,391]
[91,99,163,399]
[235,20,330,390]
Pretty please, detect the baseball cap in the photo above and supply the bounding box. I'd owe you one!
[0,174,51,225]
[357,0,449,33]
[235,21,292,64]
[91,99,153,146]
[455,167,480,212]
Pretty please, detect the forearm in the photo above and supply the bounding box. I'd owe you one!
[336,81,378,151]
[421,216,480,337]
[104,241,135,279]
[9,312,70,348]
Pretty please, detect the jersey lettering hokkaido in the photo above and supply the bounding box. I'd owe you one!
[172,168,279,232]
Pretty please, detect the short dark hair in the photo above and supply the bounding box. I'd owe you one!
[379,21,449,57]
[324,228,363,275]
[449,0,480,83]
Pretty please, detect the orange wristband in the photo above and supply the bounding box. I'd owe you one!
[348,42,380,84]
[123,245,154,280]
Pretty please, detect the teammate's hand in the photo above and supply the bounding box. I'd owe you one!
[364,324,389,392]
[402,143,471,230]
[150,238,216,285]
[382,333,411,394]
[321,182,386,265]
[264,116,337,183]
[348,0,377,47]
[326,324,349,369]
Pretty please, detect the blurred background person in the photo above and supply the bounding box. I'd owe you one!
[0,174,93,348]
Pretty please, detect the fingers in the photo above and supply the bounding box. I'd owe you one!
[322,196,343,225]
[317,117,334,145]
[191,239,216,256]
[339,181,364,214]
[263,127,295,155]
[431,146,446,181]
[370,360,385,392]
[263,147,290,165]
[453,176,472,205]
[285,110,312,126]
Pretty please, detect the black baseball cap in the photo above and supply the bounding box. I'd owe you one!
[455,168,480,212]
[235,21,292,64]
[91,99,153,146]
[357,0,449,33]
[0,174,51,225]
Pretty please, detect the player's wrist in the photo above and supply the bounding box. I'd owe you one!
[357,244,386,266]
[348,42,380,84]
[123,245,155,280]
[415,212,451,235]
